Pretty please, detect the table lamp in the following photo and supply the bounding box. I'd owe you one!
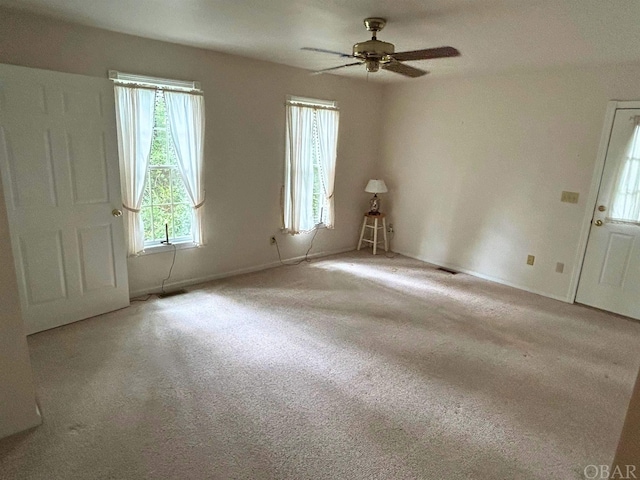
[365,179,388,215]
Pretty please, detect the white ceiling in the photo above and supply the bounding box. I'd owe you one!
[2,0,640,82]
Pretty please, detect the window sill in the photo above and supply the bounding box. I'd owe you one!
[133,241,200,257]
[280,223,329,235]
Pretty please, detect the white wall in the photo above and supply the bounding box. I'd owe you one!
[0,179,41,438]
[0,7,384,296]
[0,8,381,438]
[380,65,640,301]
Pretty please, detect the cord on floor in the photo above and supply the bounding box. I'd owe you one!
[161,243,178,294]
[385,230,397,258]
[274,228,319,266]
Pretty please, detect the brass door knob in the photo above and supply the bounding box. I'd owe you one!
[112,209,123,217]
[594,219,603,226]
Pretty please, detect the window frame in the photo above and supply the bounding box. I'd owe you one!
[111,70,205,254]
[141,89,193,247]
[283,95,339,234]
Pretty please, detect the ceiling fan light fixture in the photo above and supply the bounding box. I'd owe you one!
[365,60,380,73]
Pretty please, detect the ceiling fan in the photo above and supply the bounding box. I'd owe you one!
[303,17,460,78]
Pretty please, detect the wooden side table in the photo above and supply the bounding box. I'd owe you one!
[357,213,388,255]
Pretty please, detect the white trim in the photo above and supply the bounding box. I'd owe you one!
[567,100,640,303]
[394,249,572,303]
[109,70,201,93]
[128,246,354,298]
[135,241,198,256]
[131,245,574,303]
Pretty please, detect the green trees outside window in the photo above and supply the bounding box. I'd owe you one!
[140,91,192,244]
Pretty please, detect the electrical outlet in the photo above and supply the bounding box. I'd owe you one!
[527,255,535,266]
[269,236,276,245]
[556,262,564,273]
[388,223,394,233]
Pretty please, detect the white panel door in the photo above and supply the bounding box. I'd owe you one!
[576,108,640,320]
[0,63,129,334]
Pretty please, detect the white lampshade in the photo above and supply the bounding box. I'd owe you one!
[364,179,388,194]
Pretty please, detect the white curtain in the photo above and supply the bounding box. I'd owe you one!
[284,104,316,234]
[611,118,640,224]
[114,85,156,256]
[314,108,340,228]
[164,91,206,245]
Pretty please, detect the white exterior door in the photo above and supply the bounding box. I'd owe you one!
[576,107,640,320]
[0,64,129,335]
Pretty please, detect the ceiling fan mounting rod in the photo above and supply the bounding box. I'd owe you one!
[364,17,386,40]
[353,17,394,63]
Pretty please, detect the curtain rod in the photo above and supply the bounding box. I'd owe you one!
[109,70,203,95]
[112,82,204,96]
[286,101,339,111]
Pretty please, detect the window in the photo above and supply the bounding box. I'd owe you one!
[610,116,640,224]
[283,96,340,234]
[141,91,192,245]
[111,71,206,255]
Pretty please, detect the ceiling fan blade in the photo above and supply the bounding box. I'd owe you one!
[311,62,362,75]
[302,47,354,58]
[382,60,428,78]
[391,46,460,62]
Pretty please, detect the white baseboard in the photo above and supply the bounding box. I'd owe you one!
[129,246,355,298]
[131,246,573,305]
[394,249,572,304]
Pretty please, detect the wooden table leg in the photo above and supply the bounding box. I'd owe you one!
[373,217,379,255]
[382,218,388,252]
[357,216,367,250]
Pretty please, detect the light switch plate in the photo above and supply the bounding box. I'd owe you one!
[561,191,580,204]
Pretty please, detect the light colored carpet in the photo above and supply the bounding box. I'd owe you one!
[1,251,639,480]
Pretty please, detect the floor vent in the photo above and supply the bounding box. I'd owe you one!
[158,289,188,298]
[437,267,458,275]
